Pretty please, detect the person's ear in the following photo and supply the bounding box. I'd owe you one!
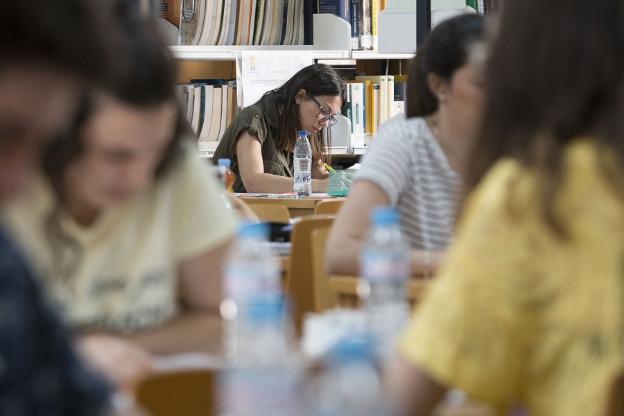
[426,73,449,104]
[295,89,307,105]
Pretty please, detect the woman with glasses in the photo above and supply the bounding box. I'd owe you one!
[213,63,346,193]
[326,14,485,276]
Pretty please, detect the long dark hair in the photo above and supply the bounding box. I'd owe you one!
[465,0,624,236]
[42,1,188,278]
[263,63,346,163]
[407,13,484,118]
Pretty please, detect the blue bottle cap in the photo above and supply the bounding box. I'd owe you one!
[218,158,231,168]
[237,222,269,240]
[326,334,376,364]
[297,130,310,138]
[371,207,399,226]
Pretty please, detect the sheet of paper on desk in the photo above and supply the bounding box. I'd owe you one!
[152,353,225,373]
[237,51,314,108]
[269,241,291,256]
[238,192,298,198]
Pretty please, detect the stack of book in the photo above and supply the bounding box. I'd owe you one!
[178,80,239,144]
[179,0,306,45]
[341,75,406,146]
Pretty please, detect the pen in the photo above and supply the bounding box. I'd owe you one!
[323,163,337,174]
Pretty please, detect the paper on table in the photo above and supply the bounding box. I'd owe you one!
[236,51,314,108]
[152,353,225,373]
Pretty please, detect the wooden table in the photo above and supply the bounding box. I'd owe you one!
[238,193,344,218]
[328,275,432,308]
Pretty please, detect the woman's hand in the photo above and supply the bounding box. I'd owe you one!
[327,170,355,197]
[76,334,153,393]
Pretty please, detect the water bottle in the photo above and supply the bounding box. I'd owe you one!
[359,207,410,358]
[293,130,312,198]
[309,335,387,416]
[220,223,301,416]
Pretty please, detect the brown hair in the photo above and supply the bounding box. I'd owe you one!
[41,1,188,279]
[465,0,624,236]
[407,13,484,118]
[261,63,346,163]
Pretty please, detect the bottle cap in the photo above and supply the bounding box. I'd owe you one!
[326,334,376,363]
[218,158,231,168]
[297,130,310,138]
[237,221,269,240]
[371,207,399,226]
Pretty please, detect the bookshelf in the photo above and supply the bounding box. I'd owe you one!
[172,13,416,160]
[171,45,350,61]
[171,45,412,61]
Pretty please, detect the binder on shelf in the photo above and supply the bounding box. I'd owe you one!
[324,114,352,150]
[313,13,351,51]
[378,4,418,53]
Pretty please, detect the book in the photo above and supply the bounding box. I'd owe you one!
[360,0,373,50]
[198,85,214,140]
[192,85,204,136]
[371,83,379,135]
[349,0,360,50]
[349,82,365,147]
[207,87,223,141]
[253,0,266,44]
[218,85,230,140]
[371,0,380,50]
[178,0,201,44]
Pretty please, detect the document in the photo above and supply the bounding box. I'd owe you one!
[236,50,314,108]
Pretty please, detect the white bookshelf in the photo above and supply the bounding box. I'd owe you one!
[171,45,350,61]
[171,46,413,61]
[351,51,414,60]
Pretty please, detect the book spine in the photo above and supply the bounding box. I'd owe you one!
[349,0,360,49]
[371,0,379,50]
[361,0,373,50]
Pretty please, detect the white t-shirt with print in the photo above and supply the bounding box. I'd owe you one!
[2,145,237,332]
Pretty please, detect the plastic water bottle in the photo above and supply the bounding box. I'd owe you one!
[293,130,312,198]
[360,207,410,358]
[309,335,387,416]
[220,223,301,416]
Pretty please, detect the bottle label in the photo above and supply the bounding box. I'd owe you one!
[361,252,409,284]
[220,367,301,416]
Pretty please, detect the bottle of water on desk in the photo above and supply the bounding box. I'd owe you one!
[360,207,410,358]
[293,130,312,198]
[220,222,301,416]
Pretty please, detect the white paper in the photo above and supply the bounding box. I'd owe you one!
[236,51,314,108]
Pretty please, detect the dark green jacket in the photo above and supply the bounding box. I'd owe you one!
[213,93,292,193]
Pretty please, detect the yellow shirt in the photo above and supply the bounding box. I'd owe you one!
[2,145,237,332]
[400,140,624,416]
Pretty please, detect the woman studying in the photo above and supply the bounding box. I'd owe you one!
[213,64,348,193]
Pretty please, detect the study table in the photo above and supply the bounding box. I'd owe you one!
[238,192,344,218]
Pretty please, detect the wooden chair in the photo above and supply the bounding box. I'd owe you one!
[314,199,344,215]
[135,369,215,416]
[310,226,338,312]
[284,215,335,334]
[243,201,290,223]
[327,275,432,309]
[605,373,624,416]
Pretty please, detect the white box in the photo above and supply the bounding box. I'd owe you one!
[379,11,417,54]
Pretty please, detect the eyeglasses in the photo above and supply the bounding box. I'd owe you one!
[308,95,338,128]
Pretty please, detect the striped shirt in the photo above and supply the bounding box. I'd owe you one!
[356,115,461,250]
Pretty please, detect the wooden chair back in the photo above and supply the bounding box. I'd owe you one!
[605,373,624,416]
[285,215,335,334]
[135,369,215,416]
[327,275,432,310]
[311,226,338,312]
[244,201,290,223]
[314,199,344,216]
